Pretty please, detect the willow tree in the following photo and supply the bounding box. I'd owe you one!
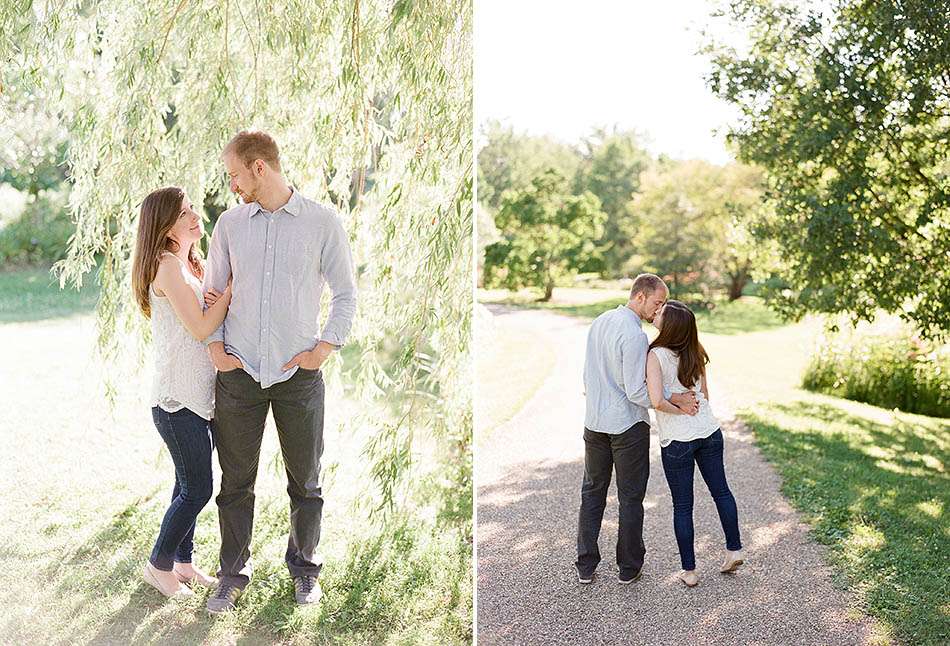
[1,0,472,526]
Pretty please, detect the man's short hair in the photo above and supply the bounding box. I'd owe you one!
[224,130,281,171]
[629,273,666,299]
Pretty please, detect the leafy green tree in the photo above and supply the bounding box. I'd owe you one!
[2,0,473,527]
[714,163,779,300]
[627,160,776,300]
[484,170,606,301]
[705,0,950,337]
[0,88,69,197]
[627,160,723,297]
[575,128,652,274]
[476,202,499,286]
[477,120,580,212]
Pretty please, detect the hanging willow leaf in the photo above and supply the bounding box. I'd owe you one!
[1,0,473,526]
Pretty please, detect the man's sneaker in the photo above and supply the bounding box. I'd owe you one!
[294,575,322,605]
[206,581,242,614]
[618,570,643,585]
[576,567,593,584]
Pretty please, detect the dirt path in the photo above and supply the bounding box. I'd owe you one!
[476,306,879,645]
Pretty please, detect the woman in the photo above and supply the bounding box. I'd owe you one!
[645,300,743,588]
[131,186,231,598]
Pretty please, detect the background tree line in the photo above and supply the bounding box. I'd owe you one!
[478,121,777,303]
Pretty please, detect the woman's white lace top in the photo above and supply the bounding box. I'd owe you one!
[651,346,719,447]
[149,253,215,420]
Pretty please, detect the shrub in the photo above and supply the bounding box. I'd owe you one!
[803,321,950,417]
[0,186,72,266]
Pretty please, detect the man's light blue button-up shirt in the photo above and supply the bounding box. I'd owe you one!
[203,188,357,388]
[583,305,654,434]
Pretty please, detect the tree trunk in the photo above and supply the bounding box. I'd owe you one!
[541,279,554,302]
[728,271,748,301]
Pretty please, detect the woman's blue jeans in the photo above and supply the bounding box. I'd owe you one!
[660,429,741,571]
[149,406,214,571]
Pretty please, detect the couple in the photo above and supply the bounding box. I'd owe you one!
[130,130,357,612]
[576,273,743,588]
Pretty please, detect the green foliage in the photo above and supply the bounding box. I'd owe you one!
[803,321,950,417]
[2,0,473,532]
[574,128,652,274]
[476,120,580,213]
[0,81,70,196]
[476,203,499,285]
[627,160,776,299]
[0,187,72,265]
[483,170,606,301]
[706,0,950,337]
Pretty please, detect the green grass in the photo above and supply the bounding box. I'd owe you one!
[475,309,556,443]
[742,397,949,646]
[0,270,471,645]
[0,264,98,322]
[484,287,948,645]
[479,288,786,335]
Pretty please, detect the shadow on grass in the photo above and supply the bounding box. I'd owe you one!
[234,501,471,645]
[2,488,471,645]
[19,490,217,645]
[0,265,98,323]
[481,295,787,335]
[741,398,950,646]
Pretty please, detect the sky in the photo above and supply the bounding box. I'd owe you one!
[475,0,743,164]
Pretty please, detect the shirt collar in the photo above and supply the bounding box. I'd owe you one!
[248,187,301,218]
[619,304,642,327]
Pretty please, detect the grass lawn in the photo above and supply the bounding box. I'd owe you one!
[0,263,98,322]
[0,266,472,645]
[481,286,949,646]
[474,305,556,444]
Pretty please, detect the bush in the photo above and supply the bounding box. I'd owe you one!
[803,321,950,417]
[0,186,72,266]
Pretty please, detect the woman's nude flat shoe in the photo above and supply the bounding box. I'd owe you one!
[720,550,745,573]
[144,563,195,599]
[174,565,218,588]
[678,570,699,587]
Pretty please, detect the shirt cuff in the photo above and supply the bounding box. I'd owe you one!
[205,327,224,346]
[318,332,345,348]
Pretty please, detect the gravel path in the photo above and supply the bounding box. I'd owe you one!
[476,306,880,646]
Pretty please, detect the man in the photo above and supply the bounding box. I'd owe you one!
[202,130,357,613]
[575,273,697,584]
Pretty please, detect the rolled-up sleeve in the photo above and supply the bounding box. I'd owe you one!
[202,215,231,345]
[318,215,357,347]
[621,332,653,409]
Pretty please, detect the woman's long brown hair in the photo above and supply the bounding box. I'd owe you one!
[131,186,203,318]
[649,300,709,388]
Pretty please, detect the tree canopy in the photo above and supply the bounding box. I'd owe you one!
[706,0,950,337]
[629,160,775,300]
[483,170,606,301]
[476,119,580,212]
[574,128,652,274]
